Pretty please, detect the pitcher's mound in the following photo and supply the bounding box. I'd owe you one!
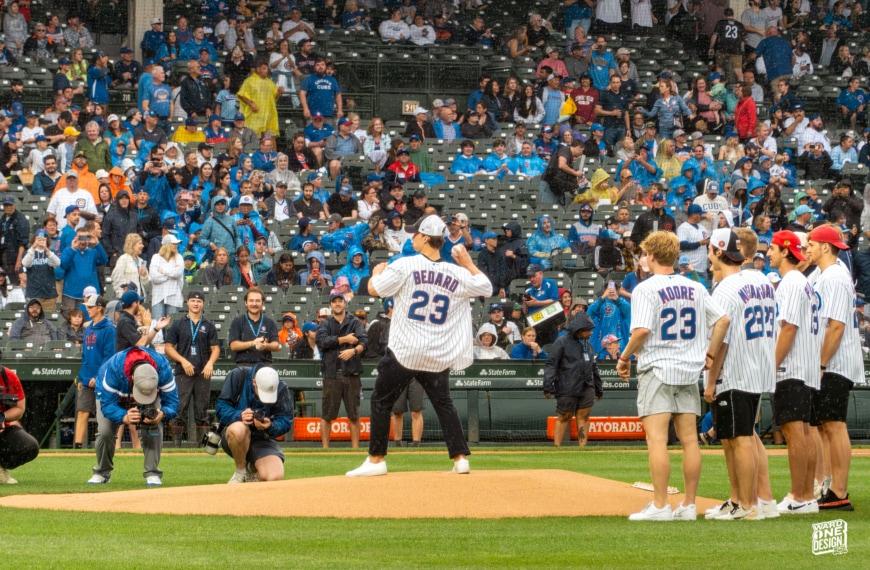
[0,470,723,518]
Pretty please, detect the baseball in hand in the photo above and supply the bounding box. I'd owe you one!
[451,245,467,260]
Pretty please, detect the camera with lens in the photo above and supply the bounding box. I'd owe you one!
[522,293,532,301]
[139,404,160,421]
[200,424,222,455]
[253,410,266,422]
[0,393,18,407]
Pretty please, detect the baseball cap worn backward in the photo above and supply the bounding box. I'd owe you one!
[710,228,745,262]
[405,214,446,237]
[132,364,159,405]
[809,225,849,250]
[255,367,280,404]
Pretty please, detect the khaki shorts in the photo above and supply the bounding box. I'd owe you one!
[636,369,700,418]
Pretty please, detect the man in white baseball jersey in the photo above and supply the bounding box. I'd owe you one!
[617,231,730,521]
[692,180,729,235]
[346,215,493,477]
[705,228,777,520]
[677,204,710,274]
[767,230,821,514]
[805,224,864,511]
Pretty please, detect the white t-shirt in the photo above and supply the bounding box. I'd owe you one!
[630,273,726,385]
[47,187,97,230]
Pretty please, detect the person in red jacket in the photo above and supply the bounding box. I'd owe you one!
[734,83,758,142]
[385,148,421,187]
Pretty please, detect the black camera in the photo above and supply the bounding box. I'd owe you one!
[201,424,221,455]
[0,393,18,407]
[139,405,159,421]
[522,293,532,301]
[253,410,266,422]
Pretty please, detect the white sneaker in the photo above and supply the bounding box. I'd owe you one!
[0,467,17,484]
[705,499,733,519]
[714,504,764,520]
[759,499,779,519]
[87,474,110,485]
[452,457,470,474]
[778,497,819,514]
[145,475,162,487]
[673,503,697,521]
[346,458,388,477]
[813,481,823,501]
[628,502,673,521]
[228,470,247,484]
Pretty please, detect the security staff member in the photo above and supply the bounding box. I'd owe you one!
[228,287,281,364]
[164,290,220,445]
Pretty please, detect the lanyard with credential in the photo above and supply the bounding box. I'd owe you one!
[189,317,202,356]
[246,315,264,343]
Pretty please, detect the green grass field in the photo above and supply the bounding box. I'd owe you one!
[2,448,866,569]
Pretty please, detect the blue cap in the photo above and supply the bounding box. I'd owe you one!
[234,113,245,121]
[35,135,47,142]
[590,123,604,132]
[542,125,554,133]
[339,184,353,196]
[144,58,158,67]
[579,204,593,212]
[64,205,80,216]
[302,321,318,333]
[482,231,498,240]
[329,293,346,303]
[652,193,665,201]
[367,173,383,183]
[120,47,133,54]
[58,57,71,65]
[795,205,813,216]
[708,72,722,82]
[687,204,704,215]
[11,102,23,115]
[208,115,221,123]
[185,116,198,126]
[307,172,321,182]
[408,134,421,142]
[679,255,690,265]
[383,297,394,311]
[488,303,504,313]
[120,289,145,307]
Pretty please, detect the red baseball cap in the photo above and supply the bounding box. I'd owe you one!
[809,225,849,250]
[771,230,805,261]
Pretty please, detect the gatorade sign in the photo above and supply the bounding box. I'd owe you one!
[293,417,374,441]
[546,416,645,440]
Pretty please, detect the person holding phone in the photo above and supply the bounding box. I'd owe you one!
[22,229,61,310]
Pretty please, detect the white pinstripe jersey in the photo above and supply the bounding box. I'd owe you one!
[814,262,865,384]
[712,270,776,395]
[371,255,493,372]
[775,269,821,388]
[630,274,726,386]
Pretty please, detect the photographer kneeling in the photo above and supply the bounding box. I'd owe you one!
[215,365,293,484]
[87,346,178,487]
[0,363,39,484]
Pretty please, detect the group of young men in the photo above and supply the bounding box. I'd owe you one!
[616,225,862,521]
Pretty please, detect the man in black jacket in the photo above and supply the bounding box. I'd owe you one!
[101,190,139,268]
[0,195,30,285]
[821,179,863,247]
[630,192,677,245]
[179,60,213,119]
[543,312,602,447]
[315,293,368,448]
[500,221,529,286]
[477,230,508,297]
[134,187,162,244]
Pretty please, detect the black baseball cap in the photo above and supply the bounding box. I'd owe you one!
[188,290,205,301]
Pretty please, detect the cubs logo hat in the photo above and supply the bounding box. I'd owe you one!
[601,334,621,348]
[710,228,745,262]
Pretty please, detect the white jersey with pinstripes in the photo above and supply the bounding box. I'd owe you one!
[370,255,493,372]
[775,269,821,388]
[712,270,776,395]
[815,262,865,384]
[630,273,726,386]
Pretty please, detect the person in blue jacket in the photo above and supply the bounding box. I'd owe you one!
[216,364,294,483]
[88,345,178,486]
[233,195,268,249]
[320,214,369,253]
[511,326,549,360]
[297,250,334,292]
[60,227,108,317]
[587,284,630,353]
[450,139,484,175]
[74,295,116,450]
[334,244,370,293]
[526,215,571,270]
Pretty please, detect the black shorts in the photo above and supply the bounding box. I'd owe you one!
[322,375,362,422]
[391,378,425,414]
[811,373,853,426]
[713,389,761,439]
[774,380,812,425]
[220,430,284,464]
[555,385,596,414]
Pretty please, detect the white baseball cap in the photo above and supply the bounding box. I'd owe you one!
[255,367,280,404]
[162,233,182,245]
[132,363,159,404]
[82,285,98,298]
[406,214,446,237]
[95,169,109,180]
[239,195,255,206]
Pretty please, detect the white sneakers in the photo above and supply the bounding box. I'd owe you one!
[87,474,110,485]
[629,502,674,521]
[778,496,820,515]
[346,458,388,477]
[673,503,697,521]
[145,475,162,487]
[712,504,765,520]
[228,470,247,484]
[705,499,733,519]
[452,457,470,474]
[759,499,779,519]
[0,467,17,484]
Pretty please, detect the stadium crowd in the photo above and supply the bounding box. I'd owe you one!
[1,0,870,489]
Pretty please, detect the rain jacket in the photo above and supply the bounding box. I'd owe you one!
[526,215,570,270]
[334,244,370,293]
[297,250,334,292]
[542,312,602,398]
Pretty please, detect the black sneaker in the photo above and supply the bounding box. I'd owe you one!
[818,489,854,511]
